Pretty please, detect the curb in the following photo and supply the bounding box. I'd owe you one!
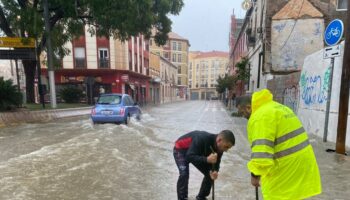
[0,107,92,127]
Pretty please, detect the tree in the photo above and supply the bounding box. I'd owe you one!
[235,57,250,83]
[234,57,250,94]
[0,77,23,111]
[0,0,184,103]
[216,74,236,94]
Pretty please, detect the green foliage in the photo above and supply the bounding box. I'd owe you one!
[216,74,236,94]
[0,0,184,102]
[59,86,83,103]
[0,0,184,50]
[235,57,250,82]
[0,77,23,111]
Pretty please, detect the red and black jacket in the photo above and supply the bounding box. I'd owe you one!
[174,131,223,172]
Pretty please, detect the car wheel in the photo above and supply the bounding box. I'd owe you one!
[124,114,130,125]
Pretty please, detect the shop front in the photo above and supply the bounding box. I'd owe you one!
[41,69,150,105]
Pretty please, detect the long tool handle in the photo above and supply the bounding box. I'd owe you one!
[212,180,215,200]
[255,186,259,200]
[210,146,215,200]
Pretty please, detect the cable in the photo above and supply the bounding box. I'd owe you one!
[279,0,305,50]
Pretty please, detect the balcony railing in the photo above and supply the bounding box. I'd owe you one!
[74,58,86,69]
[99,58,109,68]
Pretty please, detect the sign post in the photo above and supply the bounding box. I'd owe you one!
[323,19,344,142]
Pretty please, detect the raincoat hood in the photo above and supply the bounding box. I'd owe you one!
[251,89,273,113]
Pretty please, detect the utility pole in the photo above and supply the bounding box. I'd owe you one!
[43,0,57,108]
[336,3,350,154]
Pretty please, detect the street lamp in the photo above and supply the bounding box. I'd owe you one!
[205,81,208,101]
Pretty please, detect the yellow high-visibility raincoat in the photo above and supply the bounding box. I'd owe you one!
[247,89,322,200]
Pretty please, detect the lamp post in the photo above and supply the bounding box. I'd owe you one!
[205,81,208,101]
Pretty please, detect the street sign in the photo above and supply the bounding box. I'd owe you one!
[323,44,341,59]
[324,19,344,46]
[0,37,35,48]
[0,49,36,60]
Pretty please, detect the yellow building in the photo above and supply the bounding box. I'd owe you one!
[188,51,229,100]
[150,32,190,100]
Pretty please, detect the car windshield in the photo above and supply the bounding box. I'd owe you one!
[97,95,121,104]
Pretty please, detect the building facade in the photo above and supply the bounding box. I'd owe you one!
[159,56,178,103]
[230,0,347,96]
[229,9,249,97]
[188,51,228,100]
[150,32,190,100]
[41,26,150,105]
[149,53,161,104]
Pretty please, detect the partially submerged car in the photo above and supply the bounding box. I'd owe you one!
[91,93,141,124]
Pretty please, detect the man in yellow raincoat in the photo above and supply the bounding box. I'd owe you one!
[236,89,322,200]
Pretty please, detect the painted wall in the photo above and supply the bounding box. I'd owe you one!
[267,72,301,114]
[271,19,324,71]
[298,42,350,147]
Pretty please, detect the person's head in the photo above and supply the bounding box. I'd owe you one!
[216,130,235,153]
[235,95,252,119]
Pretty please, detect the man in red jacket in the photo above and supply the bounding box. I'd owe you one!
[173,130,235,200]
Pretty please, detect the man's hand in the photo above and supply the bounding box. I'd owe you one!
[210,170,218,180]
[207,153,217,164]
[251,175,260,187]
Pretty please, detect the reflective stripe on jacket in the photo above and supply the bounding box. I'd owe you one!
[247,89,322,200]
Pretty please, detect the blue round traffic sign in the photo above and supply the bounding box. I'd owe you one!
[324,19,344,46]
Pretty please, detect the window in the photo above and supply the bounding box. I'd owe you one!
[164,52,169,59]
[177,54,182,62]
[337,0,347,10]
[172,41,177,50]
[74,47,85,68]
[172,54,177,62]
[99,48,109,68]
[178,66,181,74]
[178,77,181,85]
[178,42,182,51]
[257,52,263,88]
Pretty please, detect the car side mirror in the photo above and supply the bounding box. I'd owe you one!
[134,102,138,106]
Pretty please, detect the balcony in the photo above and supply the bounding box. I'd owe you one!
[99,58,109,68]
[74,58,86,69]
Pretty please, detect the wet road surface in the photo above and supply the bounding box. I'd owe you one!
[0,100,349,199]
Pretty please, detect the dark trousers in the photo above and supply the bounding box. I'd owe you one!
[173,148,212,200]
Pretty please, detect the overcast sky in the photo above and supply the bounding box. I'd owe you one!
[169,0,246,52]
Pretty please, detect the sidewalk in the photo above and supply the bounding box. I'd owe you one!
[0,106,92,127]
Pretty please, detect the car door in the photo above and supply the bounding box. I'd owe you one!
[127,96,137,115]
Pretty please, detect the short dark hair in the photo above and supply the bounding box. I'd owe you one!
[219,130,235,145]
[235,95,252,107]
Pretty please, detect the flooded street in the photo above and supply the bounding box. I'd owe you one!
[0,100,349,200]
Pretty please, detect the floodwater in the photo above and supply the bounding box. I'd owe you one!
[0,100,349,200]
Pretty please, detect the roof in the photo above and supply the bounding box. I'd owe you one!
[192,51,229,59]
[168,32,188,41]
[151,28,189,42]
[272,0,323,20]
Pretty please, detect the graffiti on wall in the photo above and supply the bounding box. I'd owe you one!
[300,67,330,106]
[283,85,299,113]
[267,72,300,113]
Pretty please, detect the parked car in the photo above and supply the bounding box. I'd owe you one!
[210,95,219,100]
[91,93,141,124]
